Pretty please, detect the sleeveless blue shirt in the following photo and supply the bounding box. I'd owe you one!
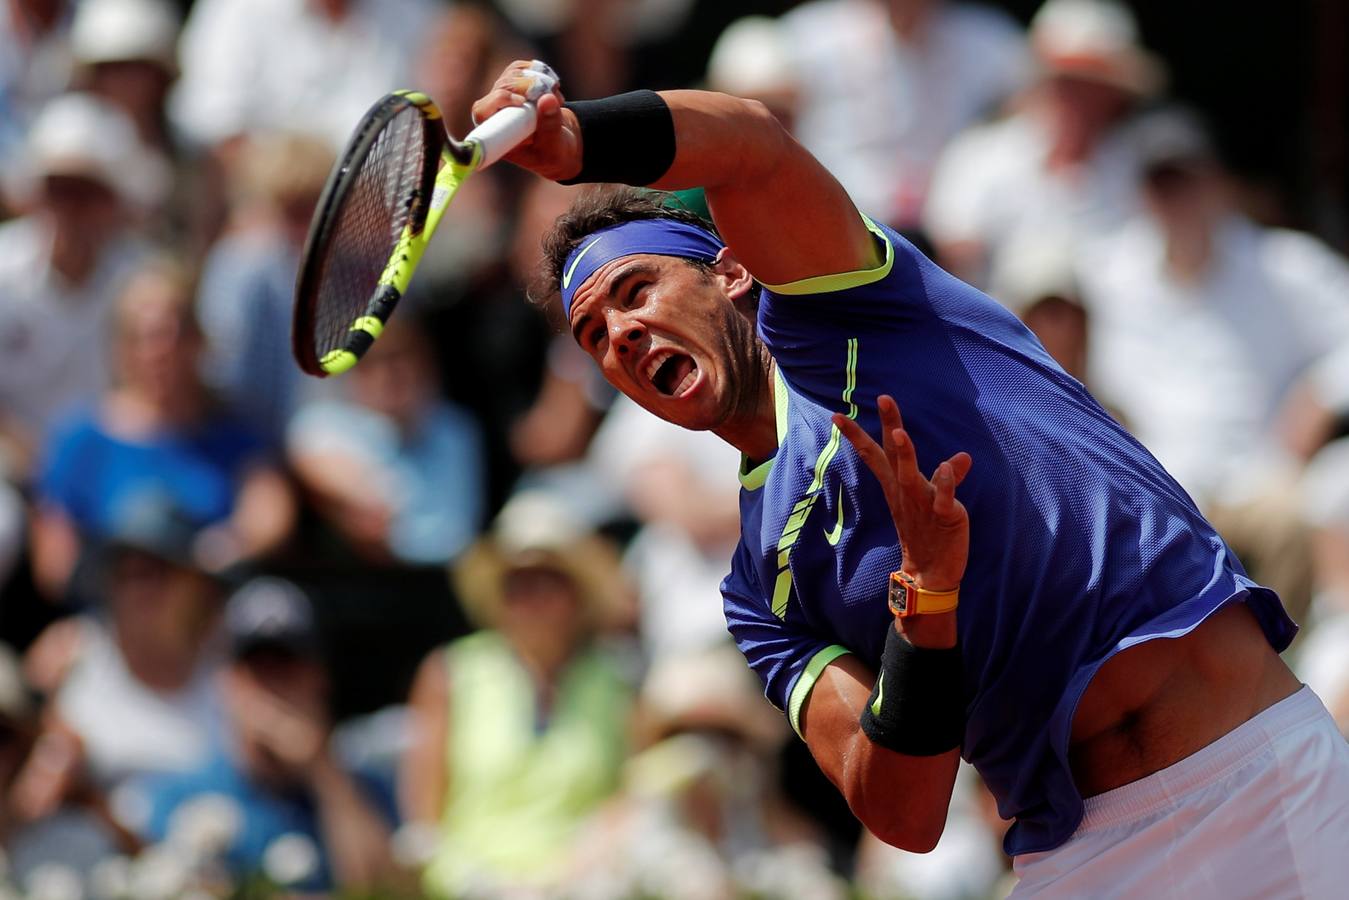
[720,219,1297,856]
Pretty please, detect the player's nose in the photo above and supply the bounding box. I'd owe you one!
[610,313,646,356]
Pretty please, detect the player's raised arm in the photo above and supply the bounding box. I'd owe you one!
[471,61,880,287]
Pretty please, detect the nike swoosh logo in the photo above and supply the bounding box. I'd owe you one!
[824,485,844,546]
[562,236,603,290]
[871,676,884,717]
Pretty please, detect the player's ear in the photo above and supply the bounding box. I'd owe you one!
[711,249,755,303]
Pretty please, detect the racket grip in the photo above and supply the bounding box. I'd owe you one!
[465,104,538,170]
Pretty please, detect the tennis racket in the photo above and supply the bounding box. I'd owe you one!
[293,62,557,377]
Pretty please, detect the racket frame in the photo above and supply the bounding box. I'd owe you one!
[293,91,490,377]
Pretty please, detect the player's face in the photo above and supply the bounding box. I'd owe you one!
[568,253,754,432]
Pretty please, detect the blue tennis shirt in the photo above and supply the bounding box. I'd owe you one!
[720,218,1297,856]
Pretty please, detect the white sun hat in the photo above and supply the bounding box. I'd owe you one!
[24,91,168,209]
[70,0,181,72]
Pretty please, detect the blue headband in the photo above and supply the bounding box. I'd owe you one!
[559,218,726,315]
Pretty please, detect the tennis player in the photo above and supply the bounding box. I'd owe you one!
[473,62,1349,895]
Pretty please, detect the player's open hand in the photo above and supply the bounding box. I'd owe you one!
[834,396,971,593]
[471,60,581,182]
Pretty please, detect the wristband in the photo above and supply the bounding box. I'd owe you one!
[560,91,676,187]
[859,625,964,756]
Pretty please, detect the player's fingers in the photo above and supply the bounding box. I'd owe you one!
[470,87,527,127]
[835,414,902,505]
[931,461,961,519]
[945,451,973,488]
[878,395,906,433]
[877,395,904,464]
[889,427,925,493]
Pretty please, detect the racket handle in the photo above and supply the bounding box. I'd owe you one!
[464,103,538,170]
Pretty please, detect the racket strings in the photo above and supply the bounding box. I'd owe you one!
[310,106,429,360]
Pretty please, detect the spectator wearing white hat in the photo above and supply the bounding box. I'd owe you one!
[924,0,1163,285]
[778,0,1029,231]
[68,0,180,154]
[0,92,161,476]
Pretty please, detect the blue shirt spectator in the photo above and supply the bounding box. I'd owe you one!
[38,411,262,538]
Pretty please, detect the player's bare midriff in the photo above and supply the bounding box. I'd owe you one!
[1066,602,1302,799]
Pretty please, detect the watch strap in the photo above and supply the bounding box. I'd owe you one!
[888,570,959,617]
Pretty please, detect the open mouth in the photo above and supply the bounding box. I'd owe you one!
[645,349,698,397]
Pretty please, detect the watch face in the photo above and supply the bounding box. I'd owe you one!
[888,574,910,616]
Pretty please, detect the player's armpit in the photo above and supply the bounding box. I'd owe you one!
[799,652,960,853]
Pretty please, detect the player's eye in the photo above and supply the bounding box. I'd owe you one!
[590,326,607,350]
[622,282,650,309]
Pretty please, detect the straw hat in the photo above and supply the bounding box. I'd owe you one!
[453,491,629,629]
[1030,0,1164,96]
[639,642,786,751]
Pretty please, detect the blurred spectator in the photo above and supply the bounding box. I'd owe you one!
[197,132,335,446]
[20,491,229,832]
[781,0,1029,229]
[0,642,138,893]
[400,493,633,897]
[589,396,743,659]
[0,93,158,477]
[67,0,178,154]
[0,0,74,167]
[66,0,223,251]
[30,257,295,601]
[924,0,1161,284]
[287,313,485,567]
[138,577,396,893]
[570,643,843,900]
[171,0,438,156]
[1078,110,1349,615]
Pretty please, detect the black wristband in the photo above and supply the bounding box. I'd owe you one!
[560,90,676,187]
[859,625,965,756]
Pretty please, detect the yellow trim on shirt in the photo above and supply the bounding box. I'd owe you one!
[788,644,853,738]
[759,216,894,296]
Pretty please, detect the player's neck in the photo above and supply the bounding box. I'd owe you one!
[713,349,777,464]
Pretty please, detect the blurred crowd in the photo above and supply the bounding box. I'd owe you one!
[0,0,1346,897]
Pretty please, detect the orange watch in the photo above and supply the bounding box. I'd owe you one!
[887,571,960,618]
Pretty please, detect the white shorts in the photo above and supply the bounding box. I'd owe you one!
[1011,686,1349,899]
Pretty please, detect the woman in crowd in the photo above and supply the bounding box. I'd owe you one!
[29,255,295,602]
[399,492,633,897]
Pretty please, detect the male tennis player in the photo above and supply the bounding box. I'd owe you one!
[473,62,1349,895]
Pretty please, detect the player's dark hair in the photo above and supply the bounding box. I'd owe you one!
[533,185,762,312]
